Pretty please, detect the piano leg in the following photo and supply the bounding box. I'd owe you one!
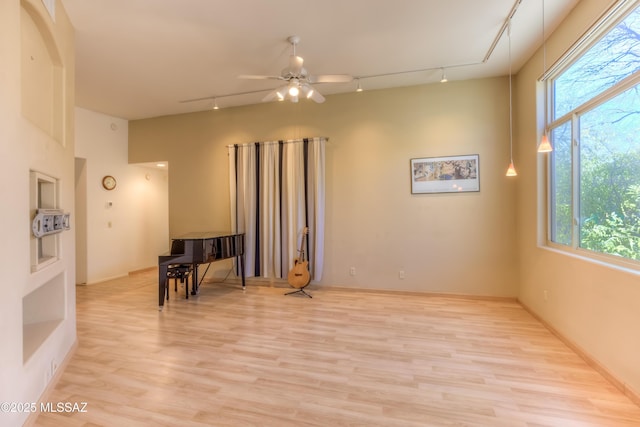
[185,273,189,299]
[159,265,168,311]
[191,263,199,295]
[239,253,245,289]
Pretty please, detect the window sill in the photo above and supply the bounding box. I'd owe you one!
[539,243,640,277]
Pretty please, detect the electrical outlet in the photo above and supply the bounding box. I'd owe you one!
[399,270,405,279]
[349,267,356,276]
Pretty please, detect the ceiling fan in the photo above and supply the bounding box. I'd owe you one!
[239,35,353,103]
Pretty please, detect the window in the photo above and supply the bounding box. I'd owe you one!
[547,3,640,264]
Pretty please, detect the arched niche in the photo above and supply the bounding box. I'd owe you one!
[20,1,65,144]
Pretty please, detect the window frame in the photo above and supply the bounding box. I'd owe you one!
[542,1,640,271]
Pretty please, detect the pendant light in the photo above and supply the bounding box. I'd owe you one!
[538,134,552,152]
[506,19,517,177]
[538,0,553,153]
[440,68,448,83]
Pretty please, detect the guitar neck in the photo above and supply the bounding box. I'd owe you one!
[298,227,308,261]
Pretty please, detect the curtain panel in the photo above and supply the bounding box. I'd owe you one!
[228,137,325,281]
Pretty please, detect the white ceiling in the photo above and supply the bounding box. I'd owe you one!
[60,0,579,120]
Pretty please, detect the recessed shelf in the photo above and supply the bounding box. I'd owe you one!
[23,320,63,363]
[30,171,60,272]
[23,273,65,363]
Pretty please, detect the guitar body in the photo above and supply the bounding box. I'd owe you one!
[287,258,311,289]
[287,227,311,290]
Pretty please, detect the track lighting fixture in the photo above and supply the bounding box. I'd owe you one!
[182,4,539,110]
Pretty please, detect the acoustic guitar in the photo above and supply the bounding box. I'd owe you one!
[287,227,311,289]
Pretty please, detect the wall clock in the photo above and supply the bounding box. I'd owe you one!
[102,175,117,190]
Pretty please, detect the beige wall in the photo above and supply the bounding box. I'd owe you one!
[74,107,170,284]
[1,1,76,426]
[130,77,518,296]
[515,0,640,398]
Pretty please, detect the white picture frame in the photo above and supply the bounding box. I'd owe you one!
[410,154,480,194]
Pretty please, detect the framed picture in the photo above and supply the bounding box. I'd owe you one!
[410,154,480,194]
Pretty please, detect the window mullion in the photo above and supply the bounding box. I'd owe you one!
[571,114,580,250]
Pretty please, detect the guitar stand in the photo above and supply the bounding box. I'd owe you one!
[285,286,312,298]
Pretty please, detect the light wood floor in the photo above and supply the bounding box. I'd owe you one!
[33,270,640,427]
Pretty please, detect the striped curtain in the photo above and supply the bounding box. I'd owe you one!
[228,137,325,281]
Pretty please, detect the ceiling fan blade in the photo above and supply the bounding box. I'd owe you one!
[262,85,289,102]
[238,74,283,80]
[301,84,325,103]
[309,89,325,103]
[309,74,353,83]
[262,90,278,102]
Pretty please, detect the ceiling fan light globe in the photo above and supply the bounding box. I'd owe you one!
[288,79,300,97]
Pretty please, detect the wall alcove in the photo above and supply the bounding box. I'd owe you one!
[21,1,64,144]
[21,1,67,364]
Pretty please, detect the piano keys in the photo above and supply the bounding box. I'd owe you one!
[158,231,245,310]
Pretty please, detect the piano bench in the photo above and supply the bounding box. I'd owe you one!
[166,265,193,300]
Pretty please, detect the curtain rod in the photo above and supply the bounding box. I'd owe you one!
[226,136,328,148]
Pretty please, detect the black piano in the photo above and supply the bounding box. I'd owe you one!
[158,231,245,310]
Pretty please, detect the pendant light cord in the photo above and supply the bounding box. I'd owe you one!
[542,0,547,136]
[509,19,514,163]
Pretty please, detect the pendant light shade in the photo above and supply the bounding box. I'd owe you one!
[538,133,553,152]
[506,162,517,176]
